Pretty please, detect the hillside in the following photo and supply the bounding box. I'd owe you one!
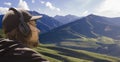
[34,44,120,62]
[0,29,4,38]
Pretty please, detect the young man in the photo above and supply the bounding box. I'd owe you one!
[0,8,49,62]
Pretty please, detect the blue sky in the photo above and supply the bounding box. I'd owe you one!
[0,0,120,17]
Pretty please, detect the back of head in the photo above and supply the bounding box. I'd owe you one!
[2,7,42,47]
[2,8,32,45]
[2,8,32,34]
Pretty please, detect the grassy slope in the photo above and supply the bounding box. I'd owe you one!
[34,44,120,62]
[0,29,5,38]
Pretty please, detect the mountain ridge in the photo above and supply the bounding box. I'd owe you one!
[40,14,120,57]
[54,14,81,24]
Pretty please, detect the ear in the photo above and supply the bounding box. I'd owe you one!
[19,22,31,36]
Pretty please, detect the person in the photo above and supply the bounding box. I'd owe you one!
[0,7,49,62]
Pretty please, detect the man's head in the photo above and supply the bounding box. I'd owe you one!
[2,7,42,48]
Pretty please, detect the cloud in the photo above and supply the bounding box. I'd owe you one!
[98,0,120,12]
[94,0,120,17]
[81,11,89,16]
[18,0,30,10]
[94,10,120,17]
[4,2,12,6]
[45,2,61,11]
[38,8,41,11]
[56,8,60,11]
[40,1,45,4]
[46,2,55,10]
[0,0,30,14]
[0,7,9,14]
[32,0,35,3]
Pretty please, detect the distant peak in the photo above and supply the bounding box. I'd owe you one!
[54,14,79,18]
[86,14,104,19]
[54,15,62,17]
[66,14,74,16]
[28,11,41,15]
[88,14,97,17]
[87,14,108,18]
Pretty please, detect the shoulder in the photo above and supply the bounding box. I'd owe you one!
[0,38,20,49]
[0,38,17,46]
[0,38,49,62]
[0,38,18,49]
[0,38,22,56]
[14,47,49,62]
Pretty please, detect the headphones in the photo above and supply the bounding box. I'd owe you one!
[9,7,31,37]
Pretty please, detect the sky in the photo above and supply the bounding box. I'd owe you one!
[0,0,120,17]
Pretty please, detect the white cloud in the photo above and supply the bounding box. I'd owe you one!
[98,0,120,12]
[0,7,9,14]
[38,8,41,11]
[56,8,60,11]
[32,0,35,3]
[18,0,30,10]
[82,11,89,16]
[46,2,55,10]
[45,2,61,11]
[94,0,120,17]
[40,1,45,4]
[4,2,12,6]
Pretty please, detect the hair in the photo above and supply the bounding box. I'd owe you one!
[2,25,33,47]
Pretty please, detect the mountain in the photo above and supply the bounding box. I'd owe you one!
[54,14,80,24]
[81,14,120,39]
[40,14,120,43]
[97,15,120,26]
[29,11,62,33]
[87,14,120,26]
[40,14,120,57]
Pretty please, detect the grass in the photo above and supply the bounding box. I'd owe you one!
[58,36,116,49]
[0,29,4,38]
[33,44,120,62]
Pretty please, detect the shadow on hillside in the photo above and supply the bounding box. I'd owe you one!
[44,46,111,62]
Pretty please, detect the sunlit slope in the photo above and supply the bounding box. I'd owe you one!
[34,45,120,62]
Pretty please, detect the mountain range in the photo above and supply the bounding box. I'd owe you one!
[40,14,120,42]
[54,14,80,24]
[40,14,120,58]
